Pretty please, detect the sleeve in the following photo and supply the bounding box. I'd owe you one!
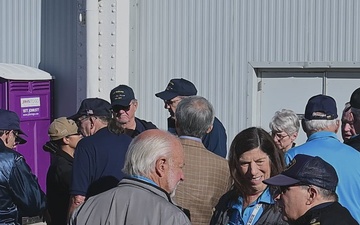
[9,155,46,216]
[70,142,93,196]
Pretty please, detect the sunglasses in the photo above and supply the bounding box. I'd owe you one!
[273,183,310,196]
[112,104,131,112]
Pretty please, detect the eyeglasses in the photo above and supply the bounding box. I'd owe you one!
[164,99,181,106]
[112,104,132,113]
[12,131,21,145]
[271,132,289,140]
[273,183,310,196]
[66,133,82,138]
[76,116,90,127]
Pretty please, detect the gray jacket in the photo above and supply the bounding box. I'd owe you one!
[69,177,191,225]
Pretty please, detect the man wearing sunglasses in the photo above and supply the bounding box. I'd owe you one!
[110,85,157,138]
[156,78,227,158]
[263,154,357,225]
[0,109,46,224]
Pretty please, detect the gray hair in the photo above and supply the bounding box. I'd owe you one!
[269,109,300,135]
[303,119,338,133]
[122,131,175,177]
[301,185,338,201]
[175,96,215,138]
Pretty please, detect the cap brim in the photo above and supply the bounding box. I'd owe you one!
[155,91,178,101]
[263,174,300,186]
[16,135,27,145]
[68,113,81,121]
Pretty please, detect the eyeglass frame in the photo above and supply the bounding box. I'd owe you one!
[272,183,311,197]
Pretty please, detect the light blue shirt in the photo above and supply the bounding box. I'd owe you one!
[286,131,360,223]
[228,188,273,225]
[130,175,158,187]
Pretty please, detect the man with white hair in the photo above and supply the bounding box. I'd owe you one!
[286,94,360,223]
[69,129,190,225]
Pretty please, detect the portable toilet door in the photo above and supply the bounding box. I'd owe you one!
[0,63,53,192]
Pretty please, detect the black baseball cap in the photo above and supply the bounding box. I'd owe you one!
[0,109,27,144]
[68,98,112,120]
[155,78,197,101]
[304,94,338,120]
[110,85,135,107]
[350,87,360,109]
[263,154,338,192]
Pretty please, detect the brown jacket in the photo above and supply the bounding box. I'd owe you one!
[174,138,231,225]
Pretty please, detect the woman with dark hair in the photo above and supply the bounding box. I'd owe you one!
[210,127,288,225]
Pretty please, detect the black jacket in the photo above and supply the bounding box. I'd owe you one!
[0,141,46,224]
[210,189,288,225]
[46,149,73,225]
[291,202,358,225]
[344,135,360,152]
[125,117,157,138]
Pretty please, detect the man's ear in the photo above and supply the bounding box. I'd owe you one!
[206,125,213,134]
[306,186,317,205]
[63,136,70,145]
[155,158,167,177]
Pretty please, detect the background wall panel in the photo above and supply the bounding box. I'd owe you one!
[130,0,360,153]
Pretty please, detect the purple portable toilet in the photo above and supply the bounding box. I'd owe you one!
[0,63,53,192]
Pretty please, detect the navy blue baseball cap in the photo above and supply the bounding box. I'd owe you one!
[110,85,135,107]
[304,94,338,120]
[350,87,360,109]
[263,154,338,192]
[0,109,27,144]
[68,98,112,120]
[155,78,197,101]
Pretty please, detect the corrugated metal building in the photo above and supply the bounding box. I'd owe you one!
[1,0,360,149]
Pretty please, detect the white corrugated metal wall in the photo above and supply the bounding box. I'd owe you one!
[130,0,360,149]
[0,0,42,67]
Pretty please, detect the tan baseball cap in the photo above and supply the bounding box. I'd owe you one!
[48,117,79,141]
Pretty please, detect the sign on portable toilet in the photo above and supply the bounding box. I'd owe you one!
[0,63,53,192]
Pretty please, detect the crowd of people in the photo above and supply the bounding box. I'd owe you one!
[0,78,359,225]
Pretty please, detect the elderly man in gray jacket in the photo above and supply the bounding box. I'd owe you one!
[69,129,190,225]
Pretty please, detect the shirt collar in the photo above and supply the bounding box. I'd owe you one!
[179,135,202,143]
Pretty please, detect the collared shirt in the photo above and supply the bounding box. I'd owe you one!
[130,175,158,187]
[228,188,273,225]
[179,135,202,143]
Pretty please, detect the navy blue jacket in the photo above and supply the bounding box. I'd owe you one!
[168,117,227,158]
[0,141,46,224]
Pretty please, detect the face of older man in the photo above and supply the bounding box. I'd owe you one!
[163,140,185,196]
[274,185,311,222]
[341,108,356,140]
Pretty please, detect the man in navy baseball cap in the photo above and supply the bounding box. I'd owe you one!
[0,109,46,223]
[155,78,228,158]
[263,154,357,224]
[155,78,197,101]
[110,85,157,138]
[304,94,338,120]
[0,109,27,145]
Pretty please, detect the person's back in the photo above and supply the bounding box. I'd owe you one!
[175,139,229,225]
[70,178,190,225]
[70,129,191,225]
[71,127,132,197]
[286,94,360,222]
[174,96,230,225]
